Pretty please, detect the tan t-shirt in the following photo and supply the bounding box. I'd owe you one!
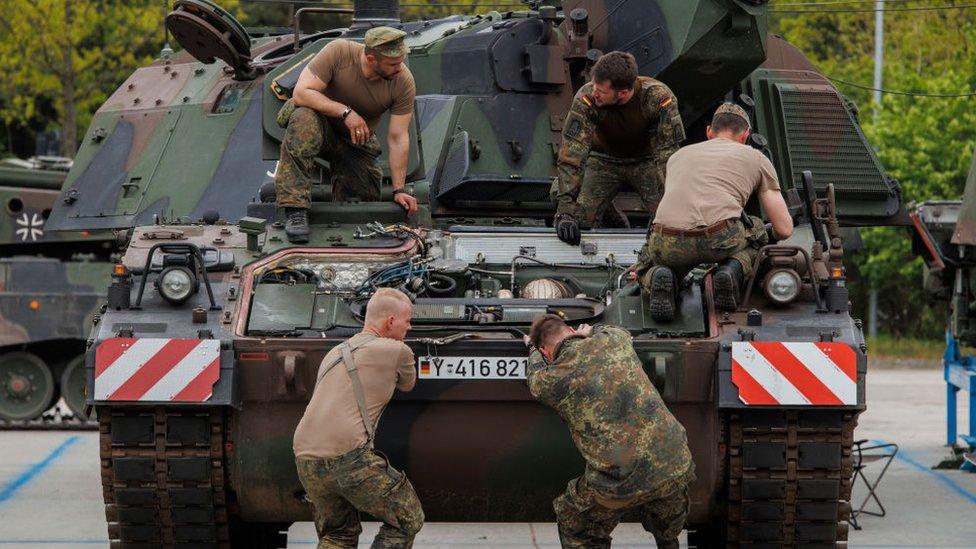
[293,332,416,459]
[653,137,781,229]
[307,39,416,131]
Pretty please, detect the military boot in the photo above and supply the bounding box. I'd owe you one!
[284,207,310,243]
[714,258,744,311]
[649,266,677,322]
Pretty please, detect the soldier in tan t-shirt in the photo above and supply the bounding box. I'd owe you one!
[275,27,418,243]
[635,103,794,322]
[293,288,423,548]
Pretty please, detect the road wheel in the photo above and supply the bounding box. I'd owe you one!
[0,351,54,421]
[60,355,88,420]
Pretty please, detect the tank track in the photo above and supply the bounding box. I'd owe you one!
[99,407,232,548]
[1,407,97,430]
[725,409,856,548]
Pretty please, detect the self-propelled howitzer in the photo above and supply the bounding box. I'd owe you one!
[53,0,907,546]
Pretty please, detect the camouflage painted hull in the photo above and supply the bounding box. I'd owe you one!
[59,1,898,546]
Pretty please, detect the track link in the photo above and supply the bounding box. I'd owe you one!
[100,407,230,548]
[726,409,856,548]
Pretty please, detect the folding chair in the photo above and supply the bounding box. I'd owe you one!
[849,439,899,530]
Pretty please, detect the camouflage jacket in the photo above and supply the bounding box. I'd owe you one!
[552,78,685,216]
[527,324,693,499]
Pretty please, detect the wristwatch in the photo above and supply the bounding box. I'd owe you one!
[340,107,352,120]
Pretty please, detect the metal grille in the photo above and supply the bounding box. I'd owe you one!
[412,303,465,320]
[445,232,645,264]
[778,85,889,197]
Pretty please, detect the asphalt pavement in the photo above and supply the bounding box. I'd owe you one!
[0,365,973,548]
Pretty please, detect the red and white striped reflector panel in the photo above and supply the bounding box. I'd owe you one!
[731,342,857,406]
[94,338,220,402]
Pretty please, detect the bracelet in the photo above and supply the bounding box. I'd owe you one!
[392,188,410,196]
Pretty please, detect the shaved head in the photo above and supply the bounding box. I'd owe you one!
[364,288,412,339]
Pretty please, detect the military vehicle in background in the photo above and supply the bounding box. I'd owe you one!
[911,148,976,454]
[0,156,116,424]
[54,0,909,546]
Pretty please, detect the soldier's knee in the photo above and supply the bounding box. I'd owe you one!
[398,508,424,537]
[283,107,324,158]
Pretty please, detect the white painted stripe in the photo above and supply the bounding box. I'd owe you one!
[140,340,220,401]
[94,339,170,400]
[782,343,857,404]
[731,343,810,405]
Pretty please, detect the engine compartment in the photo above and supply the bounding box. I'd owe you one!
[243,226,665,336]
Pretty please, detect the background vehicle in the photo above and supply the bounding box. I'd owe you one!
[911,148,976,456]
[0,156,114,425]
[55,1,908,546]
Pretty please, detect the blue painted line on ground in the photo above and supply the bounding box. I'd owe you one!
[872,438,976,505]
[0,435,80,503]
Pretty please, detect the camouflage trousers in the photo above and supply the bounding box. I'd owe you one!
[576,153,665,228]
[296,448,424,549]
[635,216,768,289]
[553,469,694,548]
[276,100,383,209]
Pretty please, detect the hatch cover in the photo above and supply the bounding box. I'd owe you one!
[166,0,251,73]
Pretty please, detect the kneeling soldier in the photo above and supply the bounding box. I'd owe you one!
[551,51,684,245]
[635,103,794,322]
[526,315,695,549]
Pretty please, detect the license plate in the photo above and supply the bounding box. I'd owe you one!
[417,356,527,379]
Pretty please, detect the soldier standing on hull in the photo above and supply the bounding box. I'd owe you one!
[293,288,423,548]
[552,51,684,245]
[275,27,419,243]
[635,103,794,322]
[525,315,695,549]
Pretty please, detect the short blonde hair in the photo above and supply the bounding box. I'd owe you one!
[364,287,412,325]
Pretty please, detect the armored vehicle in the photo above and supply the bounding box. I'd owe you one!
[911,148,976,449]
[0,156,115,423]
[55,0,908,546]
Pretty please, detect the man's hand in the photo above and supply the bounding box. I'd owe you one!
[344,111,371,145]
[555,213,581,246]
[394,191,418,215]
[575,324,593,337]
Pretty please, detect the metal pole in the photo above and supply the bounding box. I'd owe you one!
[873,0,884,118]
[868,1,884,334]
[868,289,878,338]
[161,0,173,57]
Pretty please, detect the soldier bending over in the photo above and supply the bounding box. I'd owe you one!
[552,51,684,245]
[525,315,695,549]
[275,27,418,243]
[294,288,423,548]
[635,103,794,322]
